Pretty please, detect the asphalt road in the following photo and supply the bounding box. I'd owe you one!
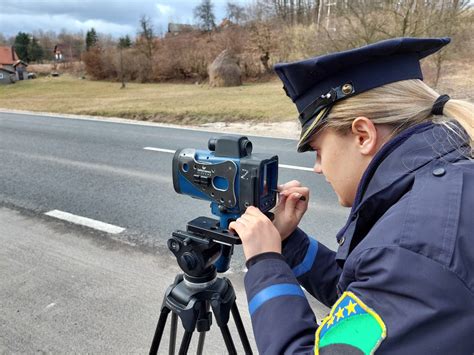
[0,111,348,267]
[0,111,348,353]
[0,205,334,354]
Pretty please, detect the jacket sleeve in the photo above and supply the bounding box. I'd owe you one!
[244,255,317,354]
[282,228,341,307]
[315,246,474,354]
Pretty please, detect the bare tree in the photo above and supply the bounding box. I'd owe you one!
[33,30,57,61]
[194,0,217,31]
[321,0,472,85]
[226,1,247,24]
[253,0,325,26]
[136,15,156,81]
[0,33,8,46]
[248,21,278,73]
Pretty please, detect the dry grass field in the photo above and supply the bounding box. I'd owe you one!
[0,75,297,124]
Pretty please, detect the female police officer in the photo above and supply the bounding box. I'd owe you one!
[229,37,474,354]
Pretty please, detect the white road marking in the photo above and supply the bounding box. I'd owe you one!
[279,164,313,172]
[143,147,176,154]
[144,147,314,172]
[45,210,125,234]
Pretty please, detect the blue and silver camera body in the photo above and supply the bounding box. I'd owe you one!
[172,136,278,272]
[173,136,278,221]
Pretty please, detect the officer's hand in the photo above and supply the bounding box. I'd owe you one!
[229,206,281,261]
[272,180,310,241]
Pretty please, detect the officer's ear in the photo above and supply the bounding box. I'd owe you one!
[351,117,379,156]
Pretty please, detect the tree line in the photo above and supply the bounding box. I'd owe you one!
[1,0,472,85]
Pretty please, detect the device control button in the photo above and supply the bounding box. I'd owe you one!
[432,167,446,177]
[200,176,211,186]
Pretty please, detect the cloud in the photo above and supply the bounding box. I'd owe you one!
[0,13,136,38]
[156,3,175,17]
[0,0,250,38]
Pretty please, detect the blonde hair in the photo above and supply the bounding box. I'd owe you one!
[325,79,474,156]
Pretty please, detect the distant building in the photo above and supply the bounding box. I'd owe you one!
[0,46,19,73]
[0,67,15,84]
[0,46,29,84]
[219,18,234,28]
[53,45,64,62]
[53,43,73,62]
[14,60,29,80]
[167,23,198,35]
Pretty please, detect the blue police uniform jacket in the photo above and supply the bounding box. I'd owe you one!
[244,122,474,354]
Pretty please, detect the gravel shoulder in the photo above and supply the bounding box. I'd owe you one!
[0,108,301,140]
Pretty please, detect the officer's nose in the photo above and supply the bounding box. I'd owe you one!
[313,154,323,174]
[313,162,323,174]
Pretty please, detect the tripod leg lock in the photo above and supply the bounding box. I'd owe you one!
[196,312,212,332]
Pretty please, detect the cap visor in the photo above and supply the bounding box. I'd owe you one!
[297,106,331,152]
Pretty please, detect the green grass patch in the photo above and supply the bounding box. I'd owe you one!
[0,75,297,124]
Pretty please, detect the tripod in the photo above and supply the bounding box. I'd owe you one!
[149,217,253,355]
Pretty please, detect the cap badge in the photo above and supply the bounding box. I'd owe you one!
[342,83,353,95]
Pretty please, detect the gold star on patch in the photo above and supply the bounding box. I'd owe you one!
[345,300,357,315]
[326,316,335,328]
[335,307,345,321]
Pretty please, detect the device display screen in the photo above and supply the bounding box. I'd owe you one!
[262,164,269,197]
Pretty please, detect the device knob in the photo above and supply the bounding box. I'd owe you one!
[240,138,252,156]
[208,138,217,151]
[168,239,181,253]
[181,252,198,271]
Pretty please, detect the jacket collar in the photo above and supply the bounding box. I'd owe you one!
[335,122,469,266]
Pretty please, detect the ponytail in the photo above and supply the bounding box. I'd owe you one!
[325,79,474,156]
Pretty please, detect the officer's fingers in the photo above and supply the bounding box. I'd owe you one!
[244,206,264,217]
[283,186,309,195]
[229,219,249,238]
[280,187,309,205]
[242,208,272,229]
[228,221,239,233]
[284,192,303,212]
[236,214,253,226]
[294,187,309,203]
[279,186,308,199]
[229,218,242,227]
[277,180,301,192]
[277,192,288,206]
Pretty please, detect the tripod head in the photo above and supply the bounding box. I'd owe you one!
[168,216,242,284]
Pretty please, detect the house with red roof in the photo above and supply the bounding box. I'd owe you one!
[0,46,29,84]
[0,66,15,84]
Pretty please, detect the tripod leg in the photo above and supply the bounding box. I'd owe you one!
[197,331,206,355]
[219,324,238,355]
[231,302,253,355]
[169,312,178,355]
[150,307,171,355]
[178,330,193,355]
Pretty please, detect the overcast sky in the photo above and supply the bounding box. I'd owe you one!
[0,0,250,39]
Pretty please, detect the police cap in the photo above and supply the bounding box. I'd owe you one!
[274,37,451,152]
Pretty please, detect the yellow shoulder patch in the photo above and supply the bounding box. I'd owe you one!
[315,291,386,355]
